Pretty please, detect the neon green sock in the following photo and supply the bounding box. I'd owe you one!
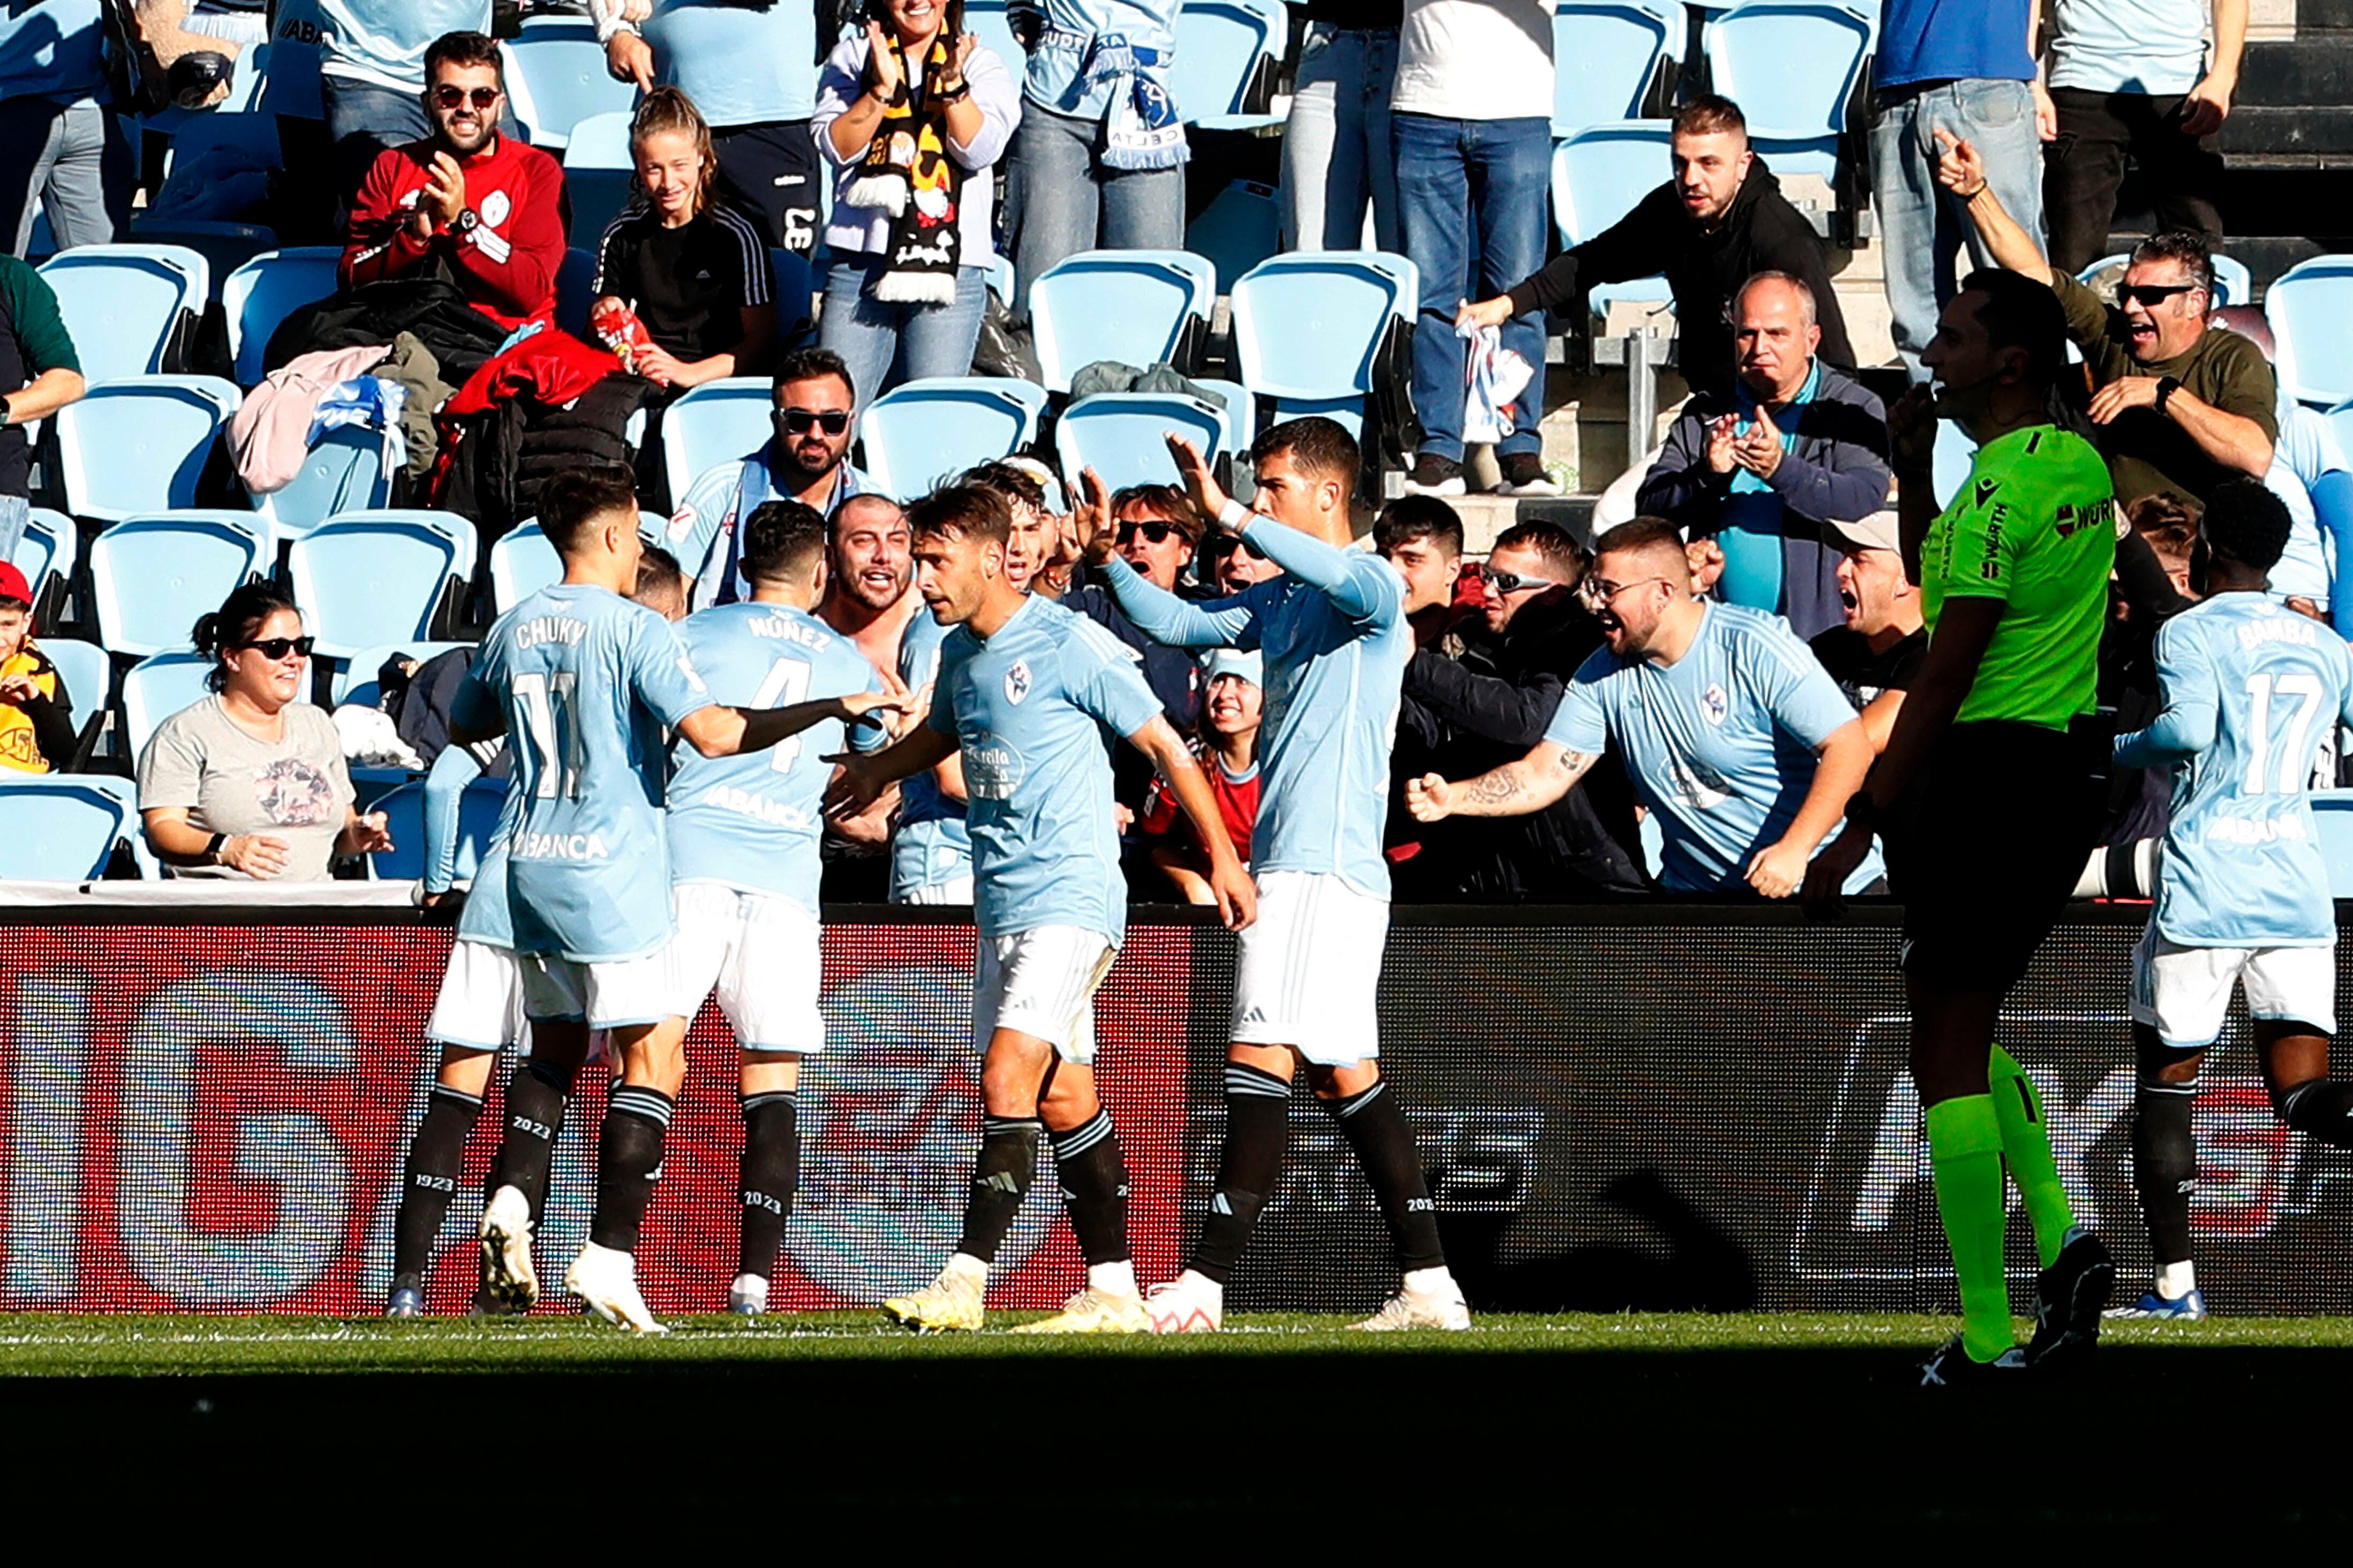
[1926,1094,2014,1361]
[1989,1043,2076,1268]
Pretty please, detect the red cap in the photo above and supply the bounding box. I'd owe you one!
[0,562,31,607]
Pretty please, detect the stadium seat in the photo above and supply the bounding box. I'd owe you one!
[1551,123,1678,315]
[1700,0,1874,184]
[1190,377,1258,451]
[11,507,77,609]
[661,378,778,512]
[39,636,112,754]
[36,244,210,382]
[1551,0,1679,137]
[126,219,276,298]
[247,423,399,538]
[2312,791,2353,896]
[1228,251,1418,431]
[368,775,510,884]
[90,511,271,659]
[2325,399,2353,461]
[120,650,219,761]
[1171,0,1287,130]
[55,376,242,522]
[223,247,343,386]
[1054,392,1227,490]
[0,775,140,880]
[159,108,285,180]
[984,251,1016,307]
[555,246,598,338]
[491,524,564,613]
[502,17,638,152]
[1186,180,1281,297]
[334,640,476,706]
[1029,249,1216,393]
[289,511,479,661]
[2076,251,2253,309]
[963,0,1024,72]
[562,111,638,252]
[2264,255,2353,408]
[859,377,1047,499]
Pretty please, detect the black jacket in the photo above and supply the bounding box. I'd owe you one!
[1505,160,1851,394]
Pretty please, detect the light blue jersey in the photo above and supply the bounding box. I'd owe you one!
[452,584,713,962]
[642,0,817,127]
[318,0,491,92]
[425,738,516,951]
[2115,593,2353,946]
[1546,602,1882,894]
[893,607,974,899]
[1099,517,1407,897]
[929,594,1163,942]
[655,449,877,611]
[668,600,886,918]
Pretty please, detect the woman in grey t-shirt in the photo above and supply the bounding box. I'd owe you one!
[137,582,394,880]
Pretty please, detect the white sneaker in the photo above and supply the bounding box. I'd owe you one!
[728,1272,770,1316]
[1351,1268,1472,1331]
[477,1184,539,1312]
[880,1257,987,1332]
[1144,1269,1224,1334]
[1009,1286,1149,1335]
[564,1241,668,1334]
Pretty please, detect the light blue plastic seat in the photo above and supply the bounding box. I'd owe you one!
[126,220,276,298]
[55,376,242,522]
[1171,0,1288,130]
[160,109,285,179]
[335,640,477,706]
[36,244,210,382]
[859,377,1047,499]
[369,775,511,883]
[1701,0,1873,186]
[91,511,271,659]
[563,112,639,252]
[2266,256,2353,409]
[963,0,1025,72]
[2311,791,2353,896]
[1189,377,1257,451]
[223,247,343,385]
[1551,123,1678,316]
[1185,180,1281,298]
[503,19,638,152]
[1055,393,1227,491]
[555,246,599,338]
[289,510,478,661]
[121,651,220,761]
[1229,251,1417,430]
[0,775,140,880]
[12,507,76,607]
[1551,0,1678,137]
[1030,249,1217,393]
[661,378,779,511]
[491,524,565,614]
[250,423,398,538]
[2076,250,2253,310]
[37,637,111,749]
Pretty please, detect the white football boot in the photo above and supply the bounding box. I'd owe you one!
[880,1255,987,1332]
[1010,1286,1150,1334]
[476,1184,539,1312]
[1349,1267,1472,1331]
[565,1241,669,1334]
[1144,1270,1225,1334]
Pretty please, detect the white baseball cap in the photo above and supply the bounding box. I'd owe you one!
[1203,648,1262,687]
[1824,510,1901,554]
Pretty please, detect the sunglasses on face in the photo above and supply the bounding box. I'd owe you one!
[236,636,315,660]
[2118,282,2201,308]
[1479,566,1562,595]
[775,407,851,436]
[1118,519,1186,546]
[1577,575,1669,608]
[429,85,503,110]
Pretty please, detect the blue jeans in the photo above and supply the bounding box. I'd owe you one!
[1281,25,1400,252]
[0,98,133,257]
[1869,78,2047,381]
[0,495,28,568]
[1393,112,1551,461]
[322,75,430,202]
[818,259,990,410]
[1000,106,1185,317]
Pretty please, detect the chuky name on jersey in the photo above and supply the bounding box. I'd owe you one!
[512,616,590,650]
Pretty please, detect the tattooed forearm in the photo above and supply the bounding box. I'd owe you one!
[1461,768,1526,813]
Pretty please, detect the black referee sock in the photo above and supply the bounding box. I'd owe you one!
[737,1090,800,1281]
[1192,1063,1292,1285]
[2132,1077,2199,1270]
[1050,1110,1131,1268]
[589,1085,674,1254]
[956,1114,1040,1265]
[2278,1079,2353,1147]
[1324,1080,1447,1272]
[488,1058,574,1222]
[393,1084,483,1283]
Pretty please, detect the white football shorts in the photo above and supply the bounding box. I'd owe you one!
[519,935,692,1030]
[426,937,528,1052]
[672,882,825,1054]
[896,874,976,907]
[2130,926,2339,1048]
[974,924,1117,1064]
[1230,869,1388,1066]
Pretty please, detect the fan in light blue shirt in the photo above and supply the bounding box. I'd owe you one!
[891,603,975,900]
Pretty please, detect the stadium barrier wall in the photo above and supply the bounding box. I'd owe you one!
[3,897,2349,1316]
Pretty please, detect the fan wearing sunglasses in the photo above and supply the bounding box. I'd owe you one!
[1936,131,2275,508]
[341,30,566,332]
[137,582,394,882]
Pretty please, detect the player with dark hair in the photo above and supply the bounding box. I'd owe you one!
[1804,269,2120,1383]
[1077,417,1473,1332]
[450,463,901,1332]
[2109,479,2353,1320]
[828,486,1254,1333]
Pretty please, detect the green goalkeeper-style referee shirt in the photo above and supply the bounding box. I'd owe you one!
[1919,422,2116,731]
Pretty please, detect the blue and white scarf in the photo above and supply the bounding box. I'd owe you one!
[1051,26,1188,169]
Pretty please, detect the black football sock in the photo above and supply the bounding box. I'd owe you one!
[2277,1078,2353,1147]
[956,1114,1040,1264]
[2132,1074,2199,1270]
[588,1085,673,1254]
[394,1084,483,1283]
[487,1058,574,1222]
[1191,1063,1292,1285]
[737,1090,800,1281]
[1324,1079,1446,1272]
[1050,1109,1131,1268]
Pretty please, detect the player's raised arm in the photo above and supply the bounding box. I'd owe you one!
[1123,713,1257,929]
[675,688,909,759]
[1075,465,1260,650]
[822,723,959,819]
[1162,434,1393,624]
[1407,741,1600,821]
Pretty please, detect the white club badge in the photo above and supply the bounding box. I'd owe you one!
[1700,683,1729,726]
[1004,658,1032,706]
[479,190,511,229]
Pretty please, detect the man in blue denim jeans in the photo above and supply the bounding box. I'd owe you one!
[1869,0,2052,382]
[0,1,133,257]
[1281,2,1400,253]
[1393,0,1557,499]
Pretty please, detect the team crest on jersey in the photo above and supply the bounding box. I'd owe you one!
[480,190,511,228]
[1700,683,1729,726]
[1004,658,1032,705]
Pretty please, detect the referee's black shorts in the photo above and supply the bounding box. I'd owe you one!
[1883,717,2109,997]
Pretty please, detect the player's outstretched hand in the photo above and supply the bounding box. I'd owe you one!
[1164,433,1232,525]
[1072,466,1118,566]
[821,753,884,817]
[836,690,914,723]
[1405,772,1453,822]
[1210,858,1257,931]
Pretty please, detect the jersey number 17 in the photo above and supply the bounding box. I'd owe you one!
[2243,671,2325,796]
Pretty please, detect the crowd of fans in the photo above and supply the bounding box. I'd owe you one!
[0,0,2327,907]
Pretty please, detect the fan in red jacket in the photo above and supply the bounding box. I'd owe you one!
[340,32,565,333]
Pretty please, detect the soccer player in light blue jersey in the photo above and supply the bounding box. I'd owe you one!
[827,486,1254,1334]
[2112,480,2353,1320]
[449,465,903,1332]
[1079,419,1475,1334]
[891,590,975,904]
[665,499,892,1316]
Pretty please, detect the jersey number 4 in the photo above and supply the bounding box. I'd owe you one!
[2244,671,2324,796]
[755,656,812,774]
